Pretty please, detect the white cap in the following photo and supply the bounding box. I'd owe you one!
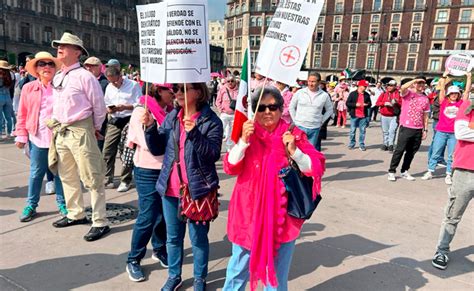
[446,86,461,96]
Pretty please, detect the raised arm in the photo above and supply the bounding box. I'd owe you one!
[464,71,472,101]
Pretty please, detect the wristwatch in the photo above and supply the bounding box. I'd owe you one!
[423,129,428,132]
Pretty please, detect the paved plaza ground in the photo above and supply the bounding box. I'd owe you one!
[1,122,473,290]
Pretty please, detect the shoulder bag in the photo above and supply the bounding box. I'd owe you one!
[226,88,236,111]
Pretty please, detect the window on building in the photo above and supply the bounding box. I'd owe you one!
[393,0,403,10]
[415,0,425,9]
[369,30,378,41]
[409,44,418,53]
[354,0,362,12]
[462,0,474,4]
[456,43,467,50]
[82,8,92,22]
[335,16,342,24]
[256,17,263,27]
[19,0,32,10]
[235,52,242,66]
[367,56,375,69]
[351,30,359,41]
[332,44,339,51]
[330,56,338,68]
[390,28,399,40]
[458,27,470,38]
[434,27,446,38]
[388,44,397,53]
[20,22,31,41]
[117,39,124,53]
[348,56,356,68]
[407,58,416,71]
[318,16,325,24]
[353,15,361,24]
[372,14,380,22]
[373,0,382,11]
[100,36,109,51]
[235,5,240,14]
[335,1,344,13]
[237,19,243,29]
[438,0,450,5]
[116,17,124,29]
[250,17,256,27]
[368,44,378,52]
[333,31,340,41]
[266,17,272,26]
[411,27,421,40]
[43,26,53,43]
[460,10,472,21]
[392,14,401,23]
[430,59,441,71]
[436,10,448,22]
[100,14,109,26]
[41,0,54,14]
[63,4,73,18]
[83,33,92,48]
[433,43,443,50]
[314,56,321,68]
[316,31,323,41]
[314,44,322,51]
[255,36,261,46]
[386,58,395,70]
[413,13,423,22]
[350,44,357,52]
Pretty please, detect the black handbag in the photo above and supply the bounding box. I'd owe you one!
[279,125,322,220]
[226,88,236,111]
[119,123,136,168]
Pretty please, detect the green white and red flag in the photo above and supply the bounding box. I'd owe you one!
[231,48,251,143]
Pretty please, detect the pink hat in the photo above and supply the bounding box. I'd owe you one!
[357,80,369,87]
[156,83,173,90]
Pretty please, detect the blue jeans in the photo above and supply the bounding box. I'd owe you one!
[349,117,367,148]
[162,195,210,279]
[0,93,13,135]
[297,126,320,150]
[428,121,446,164]
[127,167,167,263]
[27,142,65,208]
[380,116,398,146]
[223,241,296,291]
[427,131,456,175]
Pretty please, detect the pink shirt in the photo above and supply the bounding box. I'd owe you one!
[215,84,238,115]
[399,90,430,129]
[52,63,106,130]
[281,87,293,123]
[29,84,54,148]
[435,99,463,133]
[453,100,474,171]
[165,110,201,198]
[127,106,163,170]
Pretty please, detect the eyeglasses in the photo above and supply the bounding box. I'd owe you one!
[37,61,55,68]
[172,86,194,93]
[257,104,280,112]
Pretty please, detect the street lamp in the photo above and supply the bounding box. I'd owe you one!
[376,13,387,82]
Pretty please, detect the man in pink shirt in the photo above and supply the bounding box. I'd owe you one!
[48,33,109,241]
[432,97,474,270]
[388,76,430,181]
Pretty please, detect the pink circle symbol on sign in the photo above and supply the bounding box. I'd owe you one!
[279,46,300,67]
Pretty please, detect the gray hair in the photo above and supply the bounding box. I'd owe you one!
[105,66,121,77]
[251,86,284,113]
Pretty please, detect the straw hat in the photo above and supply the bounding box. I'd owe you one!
[51,32,89,56]
[25,51,62,78]
[84,56,102,66]
[0,60,12,70]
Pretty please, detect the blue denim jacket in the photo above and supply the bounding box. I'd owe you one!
[145,104,223,200]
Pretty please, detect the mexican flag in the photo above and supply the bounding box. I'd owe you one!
[342,68,351,79]
[231,48,251,143]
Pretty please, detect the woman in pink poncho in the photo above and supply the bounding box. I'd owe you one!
[222,86,325,291]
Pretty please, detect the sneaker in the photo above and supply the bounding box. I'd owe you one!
[401,171,416,181]
[19,205,36,222]
[381,145,388,151]
[117,182,131,192]
[388,145,394,152]
[359,146,366,151]
[445,174,452,185]
[126,261,145,282]
[193,278,207,291]
[348,145,355,150]
[387,172,396,181]
[421,171,433,180]
[432,252,449,270]
[152,250,169,268]
[341,125,346,128]
[104,177,114,188]
[45,181,56,195]
[161,276,182,291]
[58,204,68,216]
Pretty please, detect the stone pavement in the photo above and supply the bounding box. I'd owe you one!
[1,122,473,291]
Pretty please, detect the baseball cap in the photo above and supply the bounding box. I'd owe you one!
[156,83,173,90]
[357,80,369,87]
[84,57,102,66]
[388,80,397,86]
[106,59,120,67]
[446,86,461,96]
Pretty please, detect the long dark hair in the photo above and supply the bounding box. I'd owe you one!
[0,69,12,88]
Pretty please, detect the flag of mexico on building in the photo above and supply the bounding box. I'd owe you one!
[231,48,251,143]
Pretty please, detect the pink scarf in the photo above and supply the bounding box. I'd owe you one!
[248,120,325,290]
[139,95,169,124]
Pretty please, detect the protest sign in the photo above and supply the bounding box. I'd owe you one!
[445,53,473,76]
[136,3,167,83]
[255,0,323,85]
[165,0,210,83]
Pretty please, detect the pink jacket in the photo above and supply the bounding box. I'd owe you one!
[281,88,293,123]
[14,80,45,138]
[215,84,238,115]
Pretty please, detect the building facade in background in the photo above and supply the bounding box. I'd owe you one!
[0,0,154,66]
[209,20,225,47]
[225,0,474,83]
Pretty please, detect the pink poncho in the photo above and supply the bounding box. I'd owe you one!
[223,119,325,290]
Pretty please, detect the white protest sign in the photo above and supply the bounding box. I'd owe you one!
[137,3,167,83]
[445,53,473,76]
[255,0,323,85]
[165,0,210,83]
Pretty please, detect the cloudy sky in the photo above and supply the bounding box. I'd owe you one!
[209,0,226,20]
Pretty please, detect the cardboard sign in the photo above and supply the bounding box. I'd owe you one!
[255,0,323,85]
[137,3,167,83]
[137,0,210,84]
[445,53,473,76]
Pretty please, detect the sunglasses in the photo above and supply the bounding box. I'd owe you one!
[257,104,280,112]
[172,86,194,93]
[37,61,55,68]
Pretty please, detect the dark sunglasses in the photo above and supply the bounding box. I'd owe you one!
[257,104,280,112]
[37,61,55,68]
[172,86,193,93]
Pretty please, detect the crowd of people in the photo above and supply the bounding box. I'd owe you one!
[0,31,473,290]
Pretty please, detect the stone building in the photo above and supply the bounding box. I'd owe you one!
[225,0,474,83]
[209,20,225,48]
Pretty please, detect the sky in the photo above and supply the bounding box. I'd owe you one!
[208,0,226,20]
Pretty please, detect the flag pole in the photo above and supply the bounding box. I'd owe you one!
[251,77,268,122]
[184,82,188,117]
